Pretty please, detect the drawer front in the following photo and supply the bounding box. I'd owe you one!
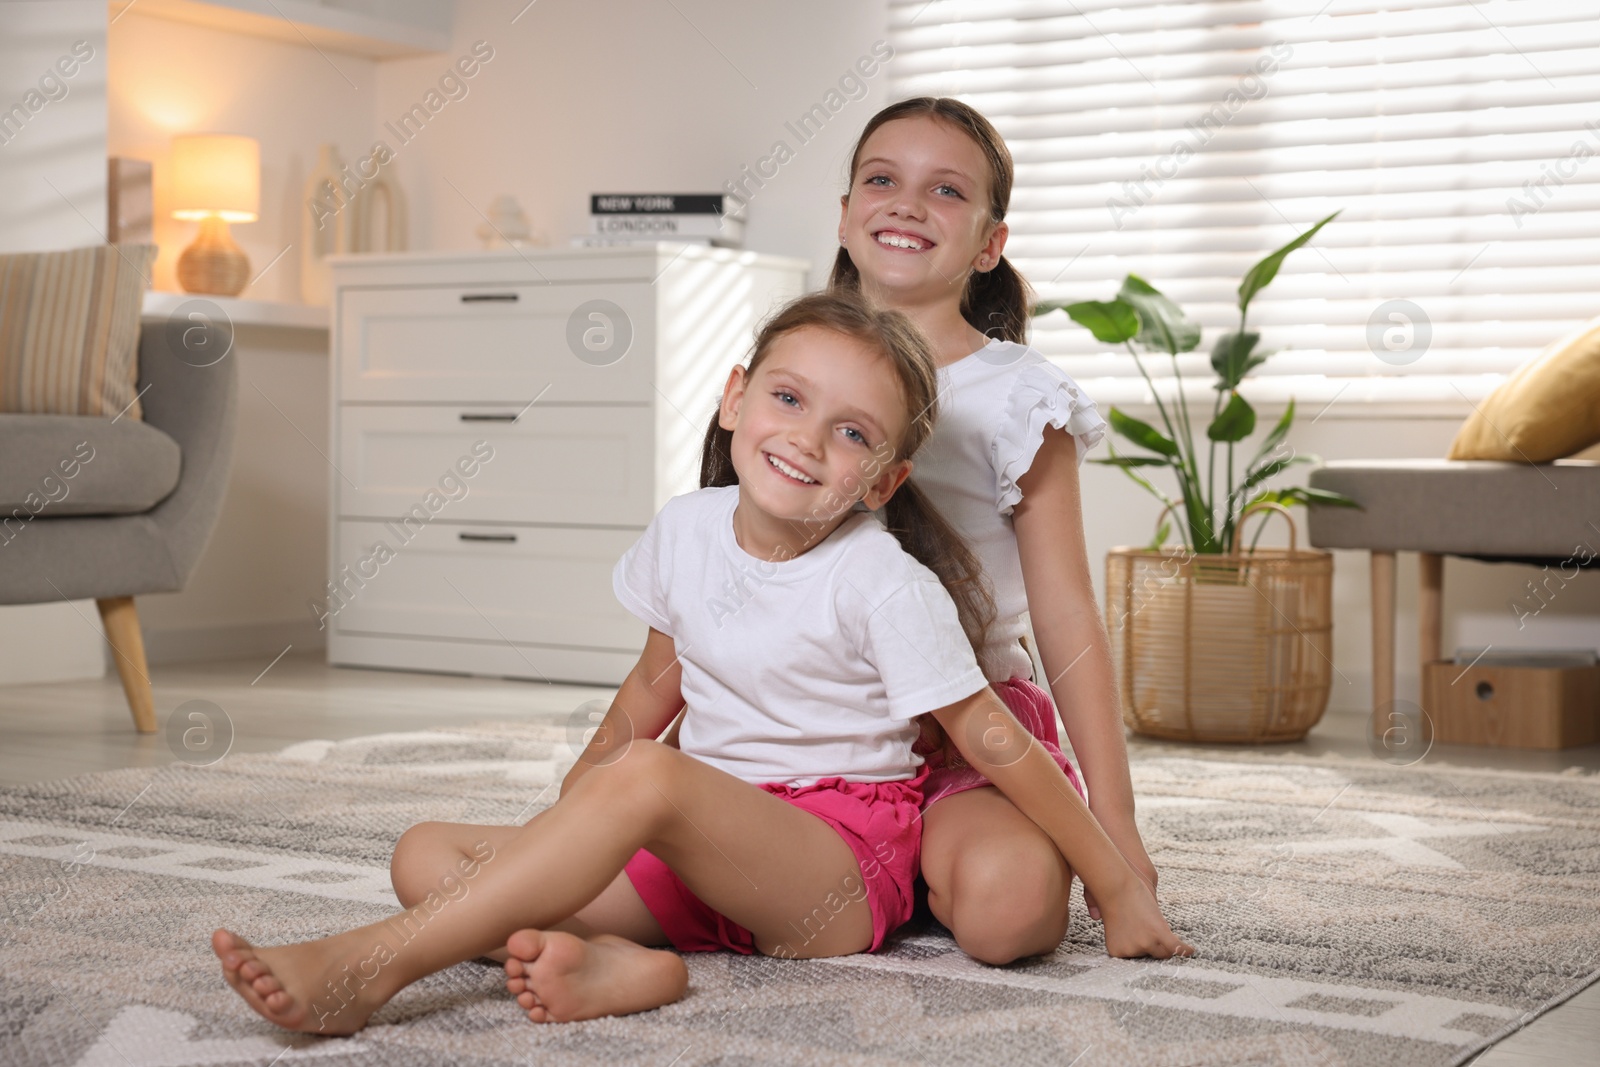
[337,405,654,526]
[339,283,654,403]
[328,631,636,687]
[329,520,646,652]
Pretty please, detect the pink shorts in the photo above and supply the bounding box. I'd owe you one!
[915,676,1087,809]
[622,764,928,956]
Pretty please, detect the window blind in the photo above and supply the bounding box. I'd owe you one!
[889,0,1600,405]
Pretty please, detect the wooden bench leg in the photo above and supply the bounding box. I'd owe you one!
[96,596,157,734]
[1371,551,1396,721]
[1419,552,1444,673]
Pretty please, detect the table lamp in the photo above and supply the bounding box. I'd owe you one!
[171,133,260,296]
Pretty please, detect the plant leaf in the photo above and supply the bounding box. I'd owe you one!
[1238,210,1341,315]
[1063,299,1140,344]
[1109,406,1179,457]
[1104,441,1182,516]
[1146,520,1172,551]
[1245,398,1297,469]
[1297,486,1362,508]
[1207,391,1256,442]
[1250,485,1362,510]
[1118,274,1202,355]
[1250,488,1295,504]
[1234,453,1315,505]
[1209,330,1264,391]
[1218,347,1278,389]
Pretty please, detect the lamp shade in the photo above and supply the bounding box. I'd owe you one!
[171,134,260,222]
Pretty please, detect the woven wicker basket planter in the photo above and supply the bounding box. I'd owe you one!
[1105,504,1334,743]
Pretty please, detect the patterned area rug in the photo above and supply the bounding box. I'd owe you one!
[1,722,1597,1067]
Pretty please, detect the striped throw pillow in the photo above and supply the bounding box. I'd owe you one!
[0,244,156,420]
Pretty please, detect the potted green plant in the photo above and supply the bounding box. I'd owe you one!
[1036,212,1358,742]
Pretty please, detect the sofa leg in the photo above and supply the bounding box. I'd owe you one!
[1419,553,1444,673]
[1371,551,1396,722]
[96,596,157,734]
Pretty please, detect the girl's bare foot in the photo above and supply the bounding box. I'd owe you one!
[212,928,403,1035]
[503,929,688,1023]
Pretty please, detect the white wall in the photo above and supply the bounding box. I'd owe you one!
[107,11,381,302]
[91,0,896,667]
[371,0,896,285]
[0,1,111,684]
[109,0,896,294]
[0,1,108,250]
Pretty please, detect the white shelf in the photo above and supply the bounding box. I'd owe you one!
[109,0,452,59]
[142,290,329,332]
[325,242,812,277]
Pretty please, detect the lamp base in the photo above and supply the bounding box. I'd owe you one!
[177,216,251,296]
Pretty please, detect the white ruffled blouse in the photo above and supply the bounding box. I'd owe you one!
[910,339,1108,683]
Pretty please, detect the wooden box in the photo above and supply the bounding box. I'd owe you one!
[1421,660,1600,749]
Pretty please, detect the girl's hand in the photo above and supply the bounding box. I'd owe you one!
[1083,815,1157,921]
[1099,874,1193,960]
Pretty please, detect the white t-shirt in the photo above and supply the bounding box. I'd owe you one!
[612,484,990,787]
[911,340,1108,683]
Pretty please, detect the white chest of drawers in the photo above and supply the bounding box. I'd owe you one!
[325,244,808,685]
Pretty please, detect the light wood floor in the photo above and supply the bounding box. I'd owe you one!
[1,651,1595,1063]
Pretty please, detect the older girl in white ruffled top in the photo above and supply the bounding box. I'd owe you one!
[828,97,1166,965]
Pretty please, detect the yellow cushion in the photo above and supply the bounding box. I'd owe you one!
[1449,316,1600,462]
[0,244,155,420]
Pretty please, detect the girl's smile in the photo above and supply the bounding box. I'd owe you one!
[872,227,934,252]
[762,451,819,485]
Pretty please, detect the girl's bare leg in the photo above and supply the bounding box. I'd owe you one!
[213,740,876,1033]
[390,823,670,957]
[391,821,675,1020]
[920,785,1074,965]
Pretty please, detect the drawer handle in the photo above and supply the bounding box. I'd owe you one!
[459,532,518,543]
[459,412,519,422]
[460,292,519,303]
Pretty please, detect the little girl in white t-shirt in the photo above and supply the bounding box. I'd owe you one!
[210,291,1190,1035]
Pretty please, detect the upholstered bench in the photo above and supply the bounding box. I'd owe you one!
[1306,459,1600,714]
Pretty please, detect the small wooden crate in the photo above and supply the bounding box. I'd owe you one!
[1421,660,1600,749]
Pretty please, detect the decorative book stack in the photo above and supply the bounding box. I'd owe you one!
[573,193,744,248]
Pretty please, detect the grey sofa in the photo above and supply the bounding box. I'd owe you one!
[0,323,237,731]
[1307,459,1600,715]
